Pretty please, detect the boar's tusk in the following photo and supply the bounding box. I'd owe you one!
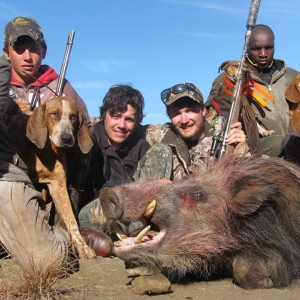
[113,222,128,241]
[135,225,151,244]
[116,232,127,241]
[144,200,156,217]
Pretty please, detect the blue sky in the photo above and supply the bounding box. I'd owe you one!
[1,0,299,124]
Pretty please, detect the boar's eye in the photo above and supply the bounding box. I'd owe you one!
[177,187,207,205]
[193,191,206,200]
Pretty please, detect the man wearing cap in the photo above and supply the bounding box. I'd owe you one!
[3,16,91,207]
[1,17,111,256]
[3,16,89,121]
[142,83,247,180]
[0,56,80,277]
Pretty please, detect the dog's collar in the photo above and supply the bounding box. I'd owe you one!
[51,144,67,160]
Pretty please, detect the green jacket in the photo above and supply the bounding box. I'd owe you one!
[206,59,299,136]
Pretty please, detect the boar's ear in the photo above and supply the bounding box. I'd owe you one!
[230,175,278,216]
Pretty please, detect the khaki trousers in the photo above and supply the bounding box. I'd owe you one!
[0,181,76,274]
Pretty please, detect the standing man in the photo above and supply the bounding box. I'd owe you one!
[206,24,299,156]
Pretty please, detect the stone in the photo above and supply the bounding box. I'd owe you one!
[131,273,172,295]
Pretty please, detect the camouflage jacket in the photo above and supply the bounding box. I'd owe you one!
[143,121,248,180]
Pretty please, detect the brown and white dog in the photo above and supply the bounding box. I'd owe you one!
[285,73,300,135]
[7,96,96,258]
[275,73,300,162]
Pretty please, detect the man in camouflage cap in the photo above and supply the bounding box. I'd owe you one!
[3,16,89,119]
[0,56,79,277]
[4,16,45,47]
[142,82,248,179]
[3,16,91,209]
[2,17,113,258]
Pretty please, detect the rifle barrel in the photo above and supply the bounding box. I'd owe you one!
[247,0,261,29]
[219,0,261,158]
[56,30,75,95]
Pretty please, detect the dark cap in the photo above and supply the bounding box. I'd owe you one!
[161,83,204,106]
[4,17,44,46]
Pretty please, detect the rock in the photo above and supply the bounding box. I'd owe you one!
[131,273,172,295]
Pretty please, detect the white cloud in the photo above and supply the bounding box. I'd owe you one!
[0,2,17,12]
[159,0,300,17]
[158,0,245,14]
[174,30,227,38]
[82,59,131,73]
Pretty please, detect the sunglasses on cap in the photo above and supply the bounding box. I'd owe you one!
[160,83,199,104]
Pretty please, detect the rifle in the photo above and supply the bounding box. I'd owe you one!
[218,0,261,158]
[56,30,75,95]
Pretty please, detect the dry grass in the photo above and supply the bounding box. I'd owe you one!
[0,255,81,300]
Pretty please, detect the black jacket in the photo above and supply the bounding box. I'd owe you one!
[0,57,30,182]
[81,121,150,207]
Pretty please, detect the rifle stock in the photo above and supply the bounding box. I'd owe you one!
[218,0,261,158]
[56,30,75,95]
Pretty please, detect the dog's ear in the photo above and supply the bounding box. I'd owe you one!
[77,111,94,154]
[26,105,48,149]
[285,74,300,104]
[218,61,230,73]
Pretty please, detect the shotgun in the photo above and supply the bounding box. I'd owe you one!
[56,30,75,95]
[218,0,261,158]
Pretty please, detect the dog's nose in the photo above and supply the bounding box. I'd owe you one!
[61,132,74,146]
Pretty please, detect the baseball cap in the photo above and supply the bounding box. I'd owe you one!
[4,17,44,46]
[160,83,204,106]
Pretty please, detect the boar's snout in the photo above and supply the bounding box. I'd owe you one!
[99,187,123,220]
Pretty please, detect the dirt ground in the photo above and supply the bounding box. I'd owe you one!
[1,256,300,300]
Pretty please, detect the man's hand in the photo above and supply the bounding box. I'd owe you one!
[226,122,246,145]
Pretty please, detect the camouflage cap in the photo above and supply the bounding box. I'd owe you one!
[161,83,204,106]
[4,17,44,46]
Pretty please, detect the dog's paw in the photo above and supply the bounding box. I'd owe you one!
[260,130,275,137]
[83,246,97,259]
[73,236,97,259]
[257,123,275,137]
